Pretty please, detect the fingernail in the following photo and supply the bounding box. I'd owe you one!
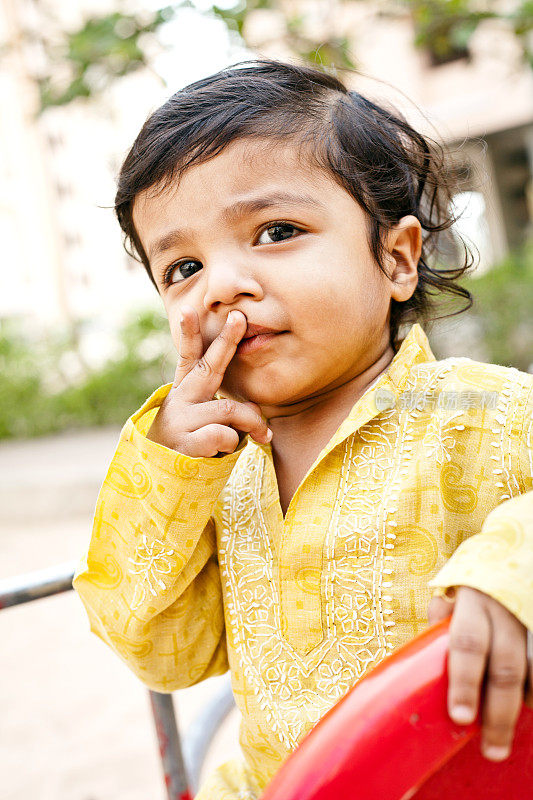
[483,745,510,761]
[450,705,475,724]
[265,428,273,442]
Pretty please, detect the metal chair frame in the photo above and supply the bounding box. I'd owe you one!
[0,562,235,799]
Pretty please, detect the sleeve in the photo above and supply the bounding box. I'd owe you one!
[72,382,248,693]
[427,377,533,633]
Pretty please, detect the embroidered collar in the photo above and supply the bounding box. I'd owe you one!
[252,322,437,471]
[326,323,436,451]
[382,322,436,394]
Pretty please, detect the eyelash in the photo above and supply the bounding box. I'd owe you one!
[161,221,303,286]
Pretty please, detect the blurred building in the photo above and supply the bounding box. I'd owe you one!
[0,0,169,353]
[1,0,532,340]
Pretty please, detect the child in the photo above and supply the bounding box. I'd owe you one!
[73,59,533,799]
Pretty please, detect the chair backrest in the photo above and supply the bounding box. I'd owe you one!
[260,617,533,800]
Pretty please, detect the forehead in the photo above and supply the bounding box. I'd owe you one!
[132,137,349,235]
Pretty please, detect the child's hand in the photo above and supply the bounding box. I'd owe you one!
[427,586,533,761]
[147,306,272,456]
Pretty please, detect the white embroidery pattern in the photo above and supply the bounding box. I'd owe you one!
[218,399,420,750]
[422,408,466,465]
[487,367,524,502]
[128,533,177,611]
[324,418,398,678]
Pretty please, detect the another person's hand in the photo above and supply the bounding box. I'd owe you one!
[427,586,533,761]
[147,306,272,456]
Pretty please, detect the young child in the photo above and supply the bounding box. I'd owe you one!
[73,59,533,799]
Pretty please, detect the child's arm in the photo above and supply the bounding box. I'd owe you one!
[427,376,533,760]
[73,308,271,692]
[72,384,247,692]
[427,377,533,632]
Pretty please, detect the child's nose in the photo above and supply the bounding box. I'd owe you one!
[202,257,264,310]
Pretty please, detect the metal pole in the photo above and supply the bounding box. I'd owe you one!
[149,690,193,800]
[0,561,76,608]
[0,562,194,799]
[182,674,235,795]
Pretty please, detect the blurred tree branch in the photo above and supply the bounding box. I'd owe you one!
[37,6,179,110]
[209,0,356,68]
[2,1,531,110]
[2,5,179,112]
[405,0,533,67]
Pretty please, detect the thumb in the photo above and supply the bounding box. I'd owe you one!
[427,595,455,626]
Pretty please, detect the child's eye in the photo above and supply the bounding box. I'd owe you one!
[256,223,301,245]
[162,222,301,286]
[163,260,201,286]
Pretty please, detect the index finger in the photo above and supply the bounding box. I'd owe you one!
[172,305,204,387]
[447,591,491,726]
[479,604,527,761]
[179,309,247,402]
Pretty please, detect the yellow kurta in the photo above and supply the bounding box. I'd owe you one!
[73,322,533,799]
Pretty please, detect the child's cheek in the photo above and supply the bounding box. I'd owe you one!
[217,369,241,403]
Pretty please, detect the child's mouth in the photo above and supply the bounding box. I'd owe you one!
[236,332,283,356]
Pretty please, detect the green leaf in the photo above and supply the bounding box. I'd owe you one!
[36,8,177,111]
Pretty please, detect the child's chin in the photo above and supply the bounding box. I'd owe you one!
[222,386,276,408]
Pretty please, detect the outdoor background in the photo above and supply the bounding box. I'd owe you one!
[1,0,532,798]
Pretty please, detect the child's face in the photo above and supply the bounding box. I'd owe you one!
[133,138,420,418]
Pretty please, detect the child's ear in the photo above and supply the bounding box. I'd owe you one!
[384,215,422,302]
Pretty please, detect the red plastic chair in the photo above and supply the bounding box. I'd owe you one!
[260,617,533,800]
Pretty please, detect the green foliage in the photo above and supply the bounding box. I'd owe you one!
[461,238,533,371]
[211,0,273,37]
[0,321,45,439]
[0,310,175,440]
[297,36,355,70]
[5,0,529,111]
[38,7,178,109]
[503,0,533,69]
[210,0,356,69]
[408,0,490,62]
[206,0,532,70]
[33,0,358,112]
[407,0,533,68]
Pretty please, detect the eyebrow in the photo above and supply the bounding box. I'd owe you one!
[147,191,325,262]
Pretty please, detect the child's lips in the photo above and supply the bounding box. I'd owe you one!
[236,331,284,355]
[243,323,282,339]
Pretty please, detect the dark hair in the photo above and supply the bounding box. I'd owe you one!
[115,58,475,352]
